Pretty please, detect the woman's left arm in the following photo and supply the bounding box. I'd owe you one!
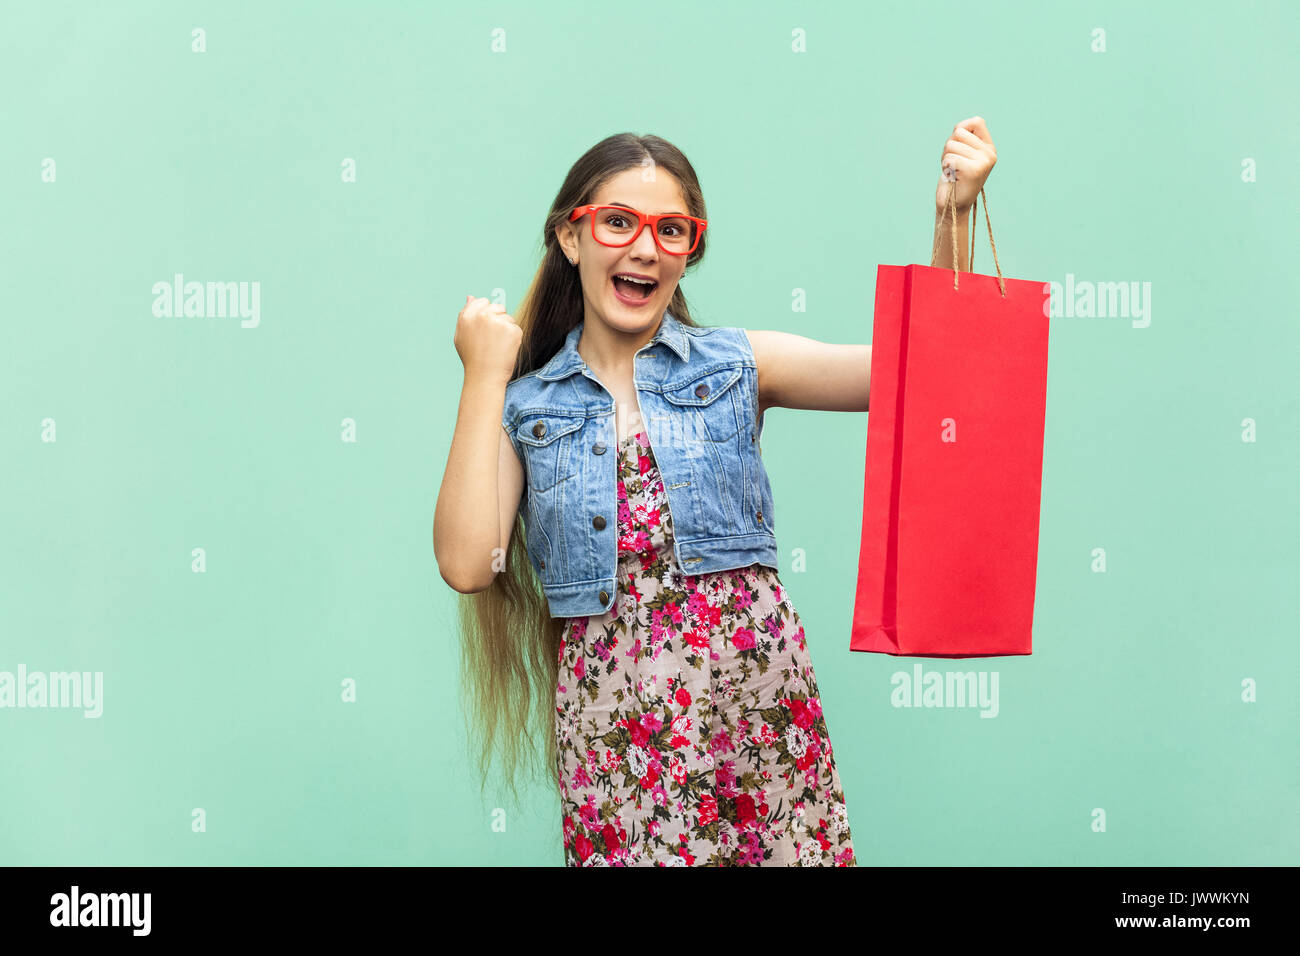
[745,330,870,414]
[748,116,998,415]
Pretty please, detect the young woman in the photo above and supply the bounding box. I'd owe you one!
[435,124,997,866]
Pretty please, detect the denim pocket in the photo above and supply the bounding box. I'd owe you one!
[662,365,744,443]
[516,412,584,491]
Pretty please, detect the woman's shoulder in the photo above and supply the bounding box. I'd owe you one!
[501,370,550,432]
[684,323,757,366]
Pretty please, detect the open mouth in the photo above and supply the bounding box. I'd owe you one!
[611,274,658,300]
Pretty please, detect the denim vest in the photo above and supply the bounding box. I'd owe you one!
[502,310,778,618]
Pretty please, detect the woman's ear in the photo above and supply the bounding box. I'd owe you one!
[554,222,577,263]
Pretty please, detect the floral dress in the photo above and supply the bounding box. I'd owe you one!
[554,427,857,866]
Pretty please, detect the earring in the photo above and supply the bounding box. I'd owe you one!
[568,257,576,266]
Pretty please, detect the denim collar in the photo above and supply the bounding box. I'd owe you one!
[535,309,690,382]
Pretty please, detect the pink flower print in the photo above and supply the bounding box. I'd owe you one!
[731,627,757,651]
[688,598,721,631]
[572,762,594,789]
[669,754,687,785]
[734,793,758,829]
[697,794,719,825]
[620,528,652,554]
[578,795,601,830]
[735,831,764,864]
[709,728,734,756]
[785,696,815,731]
[714,759,738,793]
[593,634,617,661]
[632,498,658,527]
[683,628,710,652]
[669,723,691,750]
[623,717,651,748]
[768,612,785,639]
[704,576,730,605]
[638,763,660,790]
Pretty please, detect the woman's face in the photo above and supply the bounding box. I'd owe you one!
[559,166,692,337]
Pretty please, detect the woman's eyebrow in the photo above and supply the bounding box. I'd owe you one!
[609,201,688,216]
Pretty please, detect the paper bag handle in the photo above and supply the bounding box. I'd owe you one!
[929,171,1007,297]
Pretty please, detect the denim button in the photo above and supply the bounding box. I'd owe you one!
[593,441,606,454]
[599,589,609,603]
[695,383,710,398]
[532,421,546,438]
[592,514,606,530]
[757,510,763,522]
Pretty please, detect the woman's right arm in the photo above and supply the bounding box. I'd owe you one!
[433,297,525,593]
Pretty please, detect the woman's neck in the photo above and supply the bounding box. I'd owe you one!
[577,313,663,377]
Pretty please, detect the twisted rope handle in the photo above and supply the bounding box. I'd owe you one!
[929,171,1006,297]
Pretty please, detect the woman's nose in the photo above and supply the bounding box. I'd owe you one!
[630,224,659,255]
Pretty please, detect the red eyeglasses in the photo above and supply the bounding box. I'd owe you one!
[570,204,708,256]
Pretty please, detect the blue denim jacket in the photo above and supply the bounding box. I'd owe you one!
[502,310,778,618]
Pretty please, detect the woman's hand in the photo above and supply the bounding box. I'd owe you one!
[455,294,523,384]
[934,116,997,214]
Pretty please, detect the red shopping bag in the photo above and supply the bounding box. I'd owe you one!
[850,186,1050,657]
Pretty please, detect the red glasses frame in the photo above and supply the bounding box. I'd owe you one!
[569,204,708,256]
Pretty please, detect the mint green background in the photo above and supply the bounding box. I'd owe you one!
[2,1,1296,866]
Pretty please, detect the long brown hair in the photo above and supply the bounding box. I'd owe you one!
[457,133,711,813]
